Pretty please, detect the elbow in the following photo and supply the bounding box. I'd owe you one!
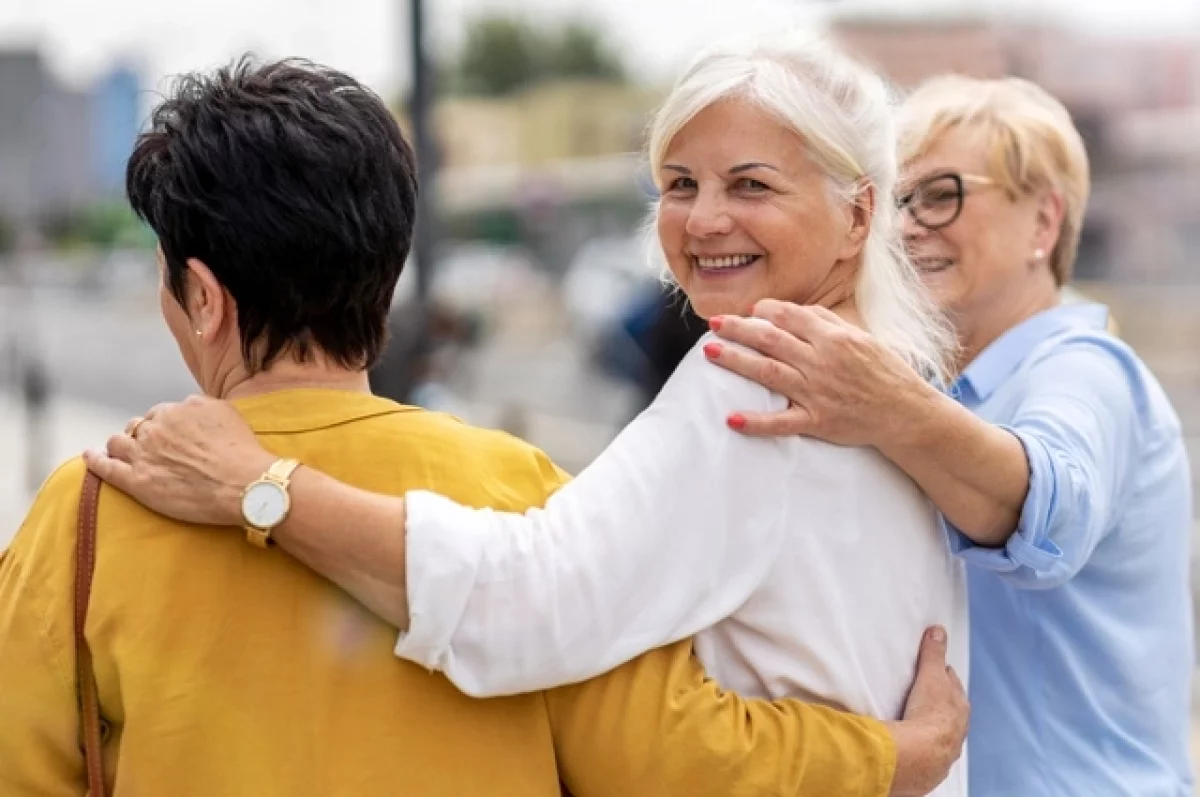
[947,503,1020,549]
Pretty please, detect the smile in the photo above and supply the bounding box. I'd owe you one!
[913,257,954,274]
[693,254,761,272]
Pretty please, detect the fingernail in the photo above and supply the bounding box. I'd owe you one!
[708,316,723,332]
[703,342,722,359]
[930,626,947,643]
[727,413,746,430]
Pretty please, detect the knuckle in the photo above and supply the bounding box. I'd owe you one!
[760,324,785,351]
[759,358,785,386]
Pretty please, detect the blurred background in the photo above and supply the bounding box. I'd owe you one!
[1,0,1198,767]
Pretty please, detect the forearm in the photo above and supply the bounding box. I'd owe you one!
[884,721,960,796]
[227,454,411,629]
[879,381,1029,547]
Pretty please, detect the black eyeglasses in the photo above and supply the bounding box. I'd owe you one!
[896,172,995,231]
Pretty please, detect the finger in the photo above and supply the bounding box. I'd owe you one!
[142,402,176,421]
[725,407,813,438]
[803,303,853,328]
[703,337,809,399]
[83,449,137,491]
[751,299,843,340]
[123,416,145,437]
[182,393,219,408]
[916,625,949,672]
[945,665,965,694]
[710,313,816,363]
[105,433,139,463]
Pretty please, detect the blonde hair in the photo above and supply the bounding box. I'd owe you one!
[897,75,1091,286]
[645,32,954,381]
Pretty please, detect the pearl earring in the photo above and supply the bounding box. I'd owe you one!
[195,329,203,337]
[1033,248,1046,261]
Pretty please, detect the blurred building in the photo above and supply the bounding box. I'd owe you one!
[830,8,1200,284]
[436,80,658,170]
[0,49,142,225]
[413,80,660,270]
[90,65,142,196]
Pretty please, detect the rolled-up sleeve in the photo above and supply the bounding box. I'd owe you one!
[394,340,791,696]
[944,338,1146,589]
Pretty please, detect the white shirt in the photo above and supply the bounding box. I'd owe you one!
[397,333,969,796]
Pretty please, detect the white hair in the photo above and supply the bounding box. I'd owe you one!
[644,31,955,381]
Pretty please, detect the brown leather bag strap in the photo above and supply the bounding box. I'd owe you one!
[74,470,107,797]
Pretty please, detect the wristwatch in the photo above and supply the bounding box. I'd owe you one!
[241,458,300,548]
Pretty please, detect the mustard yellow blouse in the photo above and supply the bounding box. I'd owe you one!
[0,389,895,796]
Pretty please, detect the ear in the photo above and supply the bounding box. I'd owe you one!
[838,182,875,261]
[184,258,234,342]
[1032,189,1066,263]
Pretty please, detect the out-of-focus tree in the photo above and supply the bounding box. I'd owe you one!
[42,202,154,250]
[456,15,543,97]
[452,15,627,97]
[545,21,626,83]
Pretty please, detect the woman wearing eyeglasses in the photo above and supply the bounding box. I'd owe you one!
[706,76,1195,796]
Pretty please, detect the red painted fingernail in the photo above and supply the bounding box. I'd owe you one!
[709,316,723,332]
[703,342,722,359]
[727,413,746,430]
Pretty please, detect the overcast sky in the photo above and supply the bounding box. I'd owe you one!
[1,0,1197,96]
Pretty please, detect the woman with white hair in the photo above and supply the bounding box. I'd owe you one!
[88,34,969,795]
[707,75,1194,796]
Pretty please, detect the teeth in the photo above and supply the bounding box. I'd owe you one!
[696,255,757,269]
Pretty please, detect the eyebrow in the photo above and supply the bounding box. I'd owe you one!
[898,168,954,191]
[729,162,780,174]
[660,162,782,176]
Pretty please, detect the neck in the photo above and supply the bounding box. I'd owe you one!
[216,356,372,401]
[811,259,863,327]
[955,285,1059,372]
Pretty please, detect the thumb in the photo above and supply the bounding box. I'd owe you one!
[916,625,949,673]
[83,449,135,492]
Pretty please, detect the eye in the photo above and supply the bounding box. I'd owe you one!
[737,177,770,193]
[666,176,697,193]
[924,188,958,204]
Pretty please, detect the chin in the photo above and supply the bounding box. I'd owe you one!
[681,287,759,320]
[683,296,740,321]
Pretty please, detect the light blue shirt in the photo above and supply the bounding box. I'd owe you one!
[945,303,1194,795]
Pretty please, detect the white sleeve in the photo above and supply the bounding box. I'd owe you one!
[394,335,792,696]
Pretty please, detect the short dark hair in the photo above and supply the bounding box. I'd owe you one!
[127,57,418,372]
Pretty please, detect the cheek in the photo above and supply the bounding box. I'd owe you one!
[159,287,190,343]
[657,201,686,244]
[656,203,691,272]
[755,205,832,283]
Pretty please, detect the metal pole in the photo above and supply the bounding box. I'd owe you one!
[410,0,437,301]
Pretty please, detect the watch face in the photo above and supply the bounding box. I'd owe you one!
[242,481,288,528]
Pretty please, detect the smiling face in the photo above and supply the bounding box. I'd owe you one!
[655,97,863,319]
[899,124,1061,347]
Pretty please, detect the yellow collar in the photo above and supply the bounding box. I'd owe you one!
[231,389,420,434]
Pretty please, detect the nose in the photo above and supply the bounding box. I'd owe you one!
[685,187,734,238]
[900,207,931,246]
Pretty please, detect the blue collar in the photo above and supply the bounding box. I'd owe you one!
[956,303,1111,402]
